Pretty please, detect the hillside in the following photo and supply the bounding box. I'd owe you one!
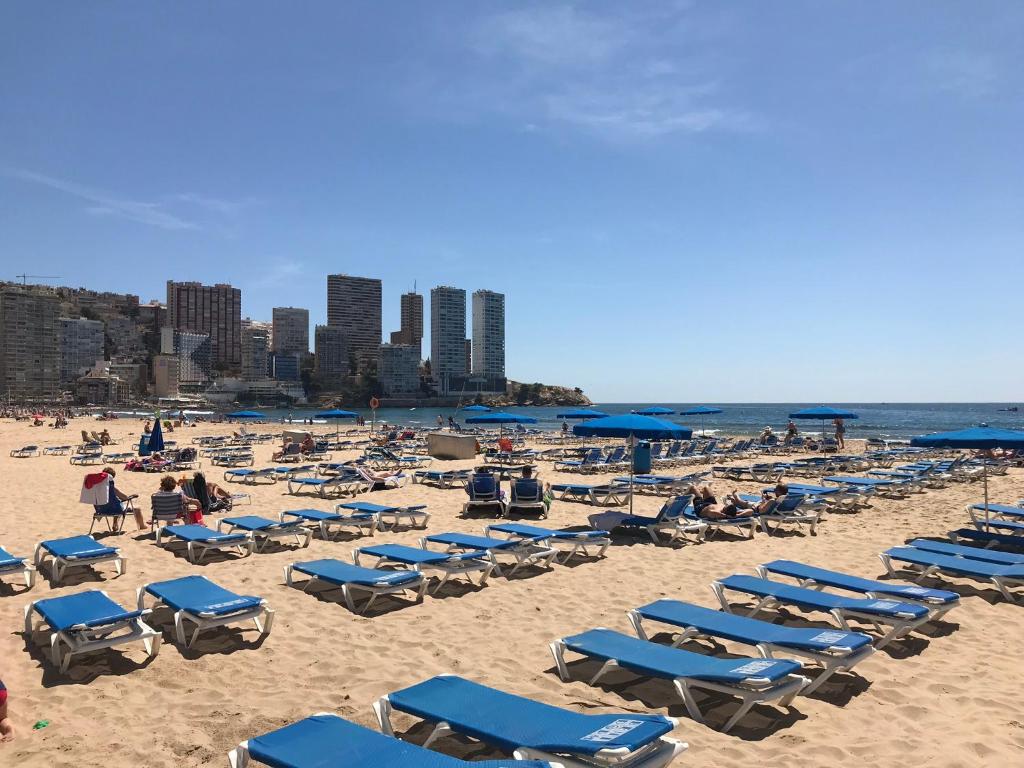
[481,381,592,408]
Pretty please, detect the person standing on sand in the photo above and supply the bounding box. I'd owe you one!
[834,417,846,450]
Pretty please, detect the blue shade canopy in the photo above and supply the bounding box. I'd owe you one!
[556,408,610,420]
[573,414,692,440]
[227,410,264,419]
[315,409,358,419]
[465,412,539,424]
[633,406,675,416]
[461,404,493,412]
[910,426,1024,449]
[680,406,724,416]
[788,406,859,420]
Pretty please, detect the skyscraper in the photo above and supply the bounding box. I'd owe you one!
[0,286,61,399]
[241,319,272,381]
[165,281,242,369]
[430,286,466,394]
[472,289,506,380]
[59,316,105,383]
[314,324,349,388]
[160,327,212,384]
[326,274,381,373]
[378,344,420,395]
[397,291,424,357]
[272,307,309,356]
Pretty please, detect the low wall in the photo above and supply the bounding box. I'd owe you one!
[427,432,477,460]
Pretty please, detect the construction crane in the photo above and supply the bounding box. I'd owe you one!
[15,274,61,285]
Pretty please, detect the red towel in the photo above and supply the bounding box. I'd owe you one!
[83,472,109,489]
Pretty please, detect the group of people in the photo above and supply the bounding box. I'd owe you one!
[92,467,234,531]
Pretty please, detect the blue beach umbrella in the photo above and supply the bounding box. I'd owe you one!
[461,404,493,412]
[911,426,1024,520]
[555,408,609,420]
[227,410,264,420]
[574,414,693,513]
[315,408,359,436]
[789,406,859,444]
[465,411,538,438]
[679,405,724,437]
[633,406,675,416]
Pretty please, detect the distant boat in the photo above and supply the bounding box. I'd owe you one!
[999,406,1019,412]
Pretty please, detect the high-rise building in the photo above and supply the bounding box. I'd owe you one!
[241,319,272,381]
[160,327,212,384]
[400,291,424,353]
[472,289,506,380]
[59,317,105,384]
[429,286,466,395]
[152,355,180,398]
[165,281,242,369]
[326,274,381,373]
[378,344,420,396]
[314,324,348,388]
[0,287,61,399]
[272,307,309,356]
[465,339,472,374]
[270,353,300,382]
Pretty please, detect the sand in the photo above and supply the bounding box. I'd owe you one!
[0,418,1022,767]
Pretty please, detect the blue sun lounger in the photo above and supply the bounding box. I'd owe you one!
[628,599,874,695]
[218,515,312,551]
[550,628,808,734]
[10,444,40,457]
[24,590,161,672]
[354,544,495,592]
[735,494,821,535]
[137,575,274,647]
[375,674,687,768]
[285,558,427,613]
[969,502,1024,523]
[1,545,36,589]
[904,538,1024,566]
[551,483,631,506]
[613,495,707,545]
[337,501,430,531]
[280,508,377,539]
[822,475,911,499]
[949,527,1024,549]
[879,546,1024,603]
[34,535,125,584]
[421,532,557,576]
[712,574,932,649]
[228,713,557,768]
[223,467,278,485]
[756,560,959,620]
[484,522,611,562]
[287,474,367,498]
[412,469,472,488]
[155,524,253,563]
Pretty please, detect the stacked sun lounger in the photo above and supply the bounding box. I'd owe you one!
[880,538,1024,603]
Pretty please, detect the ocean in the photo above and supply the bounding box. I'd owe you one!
[152,402,1024,440]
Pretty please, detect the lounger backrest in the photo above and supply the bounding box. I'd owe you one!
[607,447,626,462]
[582,448,603,464]
[656,494,694,522]
[469,473,498,500]
[151,492,185,523]
[775,494,806,512]
[511,478,542,502]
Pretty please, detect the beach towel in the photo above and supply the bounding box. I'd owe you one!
[80,474,110,506]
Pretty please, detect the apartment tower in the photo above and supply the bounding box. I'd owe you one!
[326,274,382,373]
[165,281,242,369]
[429,286,466,394]
[271,307,309,357]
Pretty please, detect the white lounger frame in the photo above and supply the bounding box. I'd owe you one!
[223,468,278,485]
[217,519,312,552]
[711,580,930,650]
[353,549,496,593]
[627,609,874,696]
[373,689,687,768]
[878,551,1024,604]
[420,536,558,577]
[285,511,377,540]
[550,632,808,734]
[24,592,161,673]
[1,557,37,589]
[283,563,427,613]
[339,504,431,532]
[136,585,274,648]
[154,528,254,563]
[33,543,125,585]
[484,525,611,563]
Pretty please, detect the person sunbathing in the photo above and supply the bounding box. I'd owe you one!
[686,484,755,519]
[728,483,788,515]
[272,437,295,461]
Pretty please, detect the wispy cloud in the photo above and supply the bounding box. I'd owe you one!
[455,3,750,141]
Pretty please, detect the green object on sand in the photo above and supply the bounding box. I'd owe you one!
[33,720,49,730]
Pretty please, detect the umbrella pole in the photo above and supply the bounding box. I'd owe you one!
[629,430,635,515]
[984,459,990,528]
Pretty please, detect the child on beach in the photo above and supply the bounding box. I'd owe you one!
[0,679,13,742]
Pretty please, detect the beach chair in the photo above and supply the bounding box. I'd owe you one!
[900,538,1024,566]
[150,491,188,532]
[612,495,707,545]
[280,508,377,539]
[228,713,555,768]
[506,477,547,518]
[757,559,959,620]
[70,451,104,466]
[284,558,427,613]
[485,522,611,563]
[137,575,273,648]
[628,599,874,695]
[10,444,40,457]
[412,468,472,489]
[968,502,1024,527]
[223,467,278,485]
[879,546,1024,603]
[375,674,686,768]
[43,445,72,455]
[554,448,605,472]
[336,500,430,531]
[0,545,36,589]
[34,535,126,584]
[680,502,760,540]
[155,524,253,563]
[24,590,160,672]
[736,494,822,536]
[353,544,495,592]
[822,475,910,499]
[287,473,368,498]
[550,628,808,734]
[463,472,505,517]
[949,527,1024,550]
[218,515,313,551]
[211,451,255,468]
[711,574,932,649]
[551,483,631,506]
[422,532,557,576]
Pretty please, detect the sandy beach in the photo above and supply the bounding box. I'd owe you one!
[1,417,1022,768]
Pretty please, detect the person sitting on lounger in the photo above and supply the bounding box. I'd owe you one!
[300,434,316,454]
[95,466,145,531]
[99,429,111,445]
[355,464,405,490]
[273,437,295,461]
[143,420,152,434]
[497,435,514,454]
[785,420,798,441]
[155,474,203,525]
[686,484,755,520]
[521,465,552,513]
[727,483,789,515]
[182,472,233,514]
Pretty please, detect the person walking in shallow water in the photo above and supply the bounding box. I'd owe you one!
[834,417,846,450]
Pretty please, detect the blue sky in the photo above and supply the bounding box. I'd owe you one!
[1,2,1021,401]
